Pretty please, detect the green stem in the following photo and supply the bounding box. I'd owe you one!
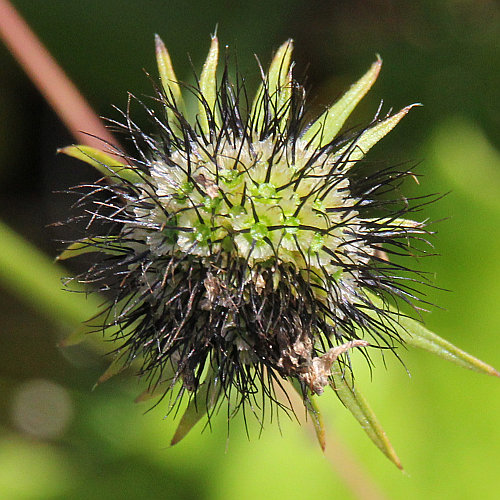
[0,219,101,327]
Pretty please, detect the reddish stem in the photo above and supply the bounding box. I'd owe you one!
[0,0,119,153]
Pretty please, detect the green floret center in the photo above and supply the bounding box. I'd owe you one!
[284,216,300,235]
[250,221,269,241]
[310,233,325,253]
[252,182,279,203]
[175,181,194,203]
[194,222,212,245]
[220,169,242,188]
[149,138,352,274]
[203,195,222,211]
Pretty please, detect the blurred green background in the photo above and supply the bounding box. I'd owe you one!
[1,1,499,498]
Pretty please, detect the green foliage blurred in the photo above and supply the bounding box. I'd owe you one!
[1,1,499,498]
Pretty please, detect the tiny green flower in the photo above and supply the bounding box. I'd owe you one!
[58,35,498,465]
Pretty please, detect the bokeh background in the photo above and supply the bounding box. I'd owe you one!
[1,1,499,498]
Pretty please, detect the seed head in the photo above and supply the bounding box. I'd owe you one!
[59,35,438,453]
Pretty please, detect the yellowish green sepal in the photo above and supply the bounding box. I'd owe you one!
[170,367,222,445]
[155,34,186,136]
[337,104,420,167]
[198,36,220,135]
[56,236,121,261]
[331,363,402,469]
[278,67,293,133]
[134,381,169,403]
[366,292,499,376]
[290,379,326,450]
[93,353,129,389]
[302,57,382,149]
[251,39,293,135]
[58,145,144,184]
[57,323,91,348]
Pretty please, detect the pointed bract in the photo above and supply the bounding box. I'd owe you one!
[198,36,220,135]
[304,393,326,451]
[57,324,89,348]
[278,67,293,133]
[155,34,185,136]
[58,145,144,184]
[93,353,129,389]
[170,367,222,445]
[337,104,421,168]
[366,292,499,377]
[134,381,169,403]
[402,321,500,377]
[303,57,382,149]
[251,39,294,135]
[331,363,402,469]
[56,236,121,261]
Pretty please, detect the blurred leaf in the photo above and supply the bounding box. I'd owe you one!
[0,438,72,498]
[0,219,100,327]
[430,118,500,211]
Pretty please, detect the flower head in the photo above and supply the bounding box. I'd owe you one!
[58,35,498,460]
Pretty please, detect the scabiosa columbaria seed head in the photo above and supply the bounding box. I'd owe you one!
[58,34,497,459]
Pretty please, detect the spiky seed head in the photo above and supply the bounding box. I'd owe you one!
[59,36,432,444]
